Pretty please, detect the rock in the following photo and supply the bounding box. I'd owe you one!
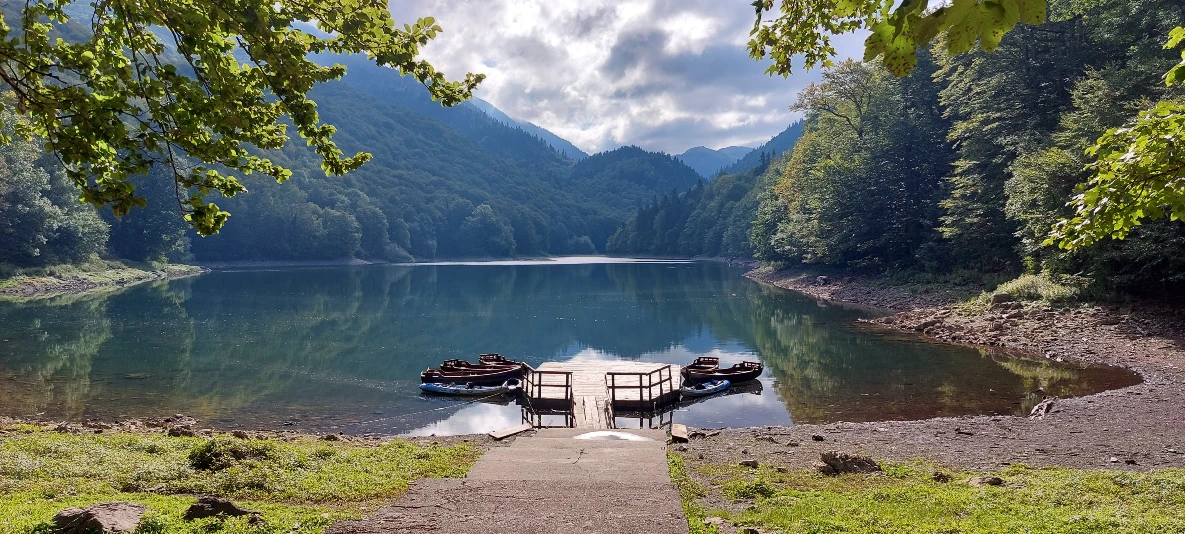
[740,528,766,534]
[182,496,260,521]
[1108,456,1120,463]
[816,276,831,286]
[231,430,249,439]
[739,459,760,468]
[811,434,825,442]
[322,433,341,441]
[703,517,726,526]
[53,502,146,533]
[990,293,1015,304]
[967,476,1004,487]
[813,451,882,476]
[932,471,952,483]
[786,441,800,447]
[670,424,689,443]
[167,426,196,438]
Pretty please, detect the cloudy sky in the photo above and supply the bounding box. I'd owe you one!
[387,0,865,155]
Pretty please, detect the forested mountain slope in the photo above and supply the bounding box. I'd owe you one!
[677,146,751,178]
[566,146,703,219]
[607,152,786,258]
[721,122,804,175]
[467,98,589,160]
[2,53,705,264]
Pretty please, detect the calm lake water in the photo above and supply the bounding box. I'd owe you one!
[0,257,1139,435]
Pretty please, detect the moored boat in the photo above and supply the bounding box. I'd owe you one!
[421,365,525,385]
[682,356,719,376]
[441,358,522,371]
[680,379,730,398]
[682,360,763,384]
[420,378,521,396]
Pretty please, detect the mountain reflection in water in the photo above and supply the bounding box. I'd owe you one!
[0,258,1140,435]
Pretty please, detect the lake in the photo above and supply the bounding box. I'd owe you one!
[0,257,1139,435]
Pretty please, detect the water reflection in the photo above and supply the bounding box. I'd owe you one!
[0,259,1140,434]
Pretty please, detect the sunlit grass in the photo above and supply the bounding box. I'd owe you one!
[674,453,1185,534]
[0,425,480,533]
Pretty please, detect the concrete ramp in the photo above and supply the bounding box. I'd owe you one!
[328,429,688,534]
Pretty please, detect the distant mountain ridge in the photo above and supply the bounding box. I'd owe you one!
[676,145,754,178]
[721,122,805,175]
[467,99,589,160]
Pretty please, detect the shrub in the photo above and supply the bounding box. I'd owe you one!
[188,436,277,472]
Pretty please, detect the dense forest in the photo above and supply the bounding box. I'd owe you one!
[613,0,1185,291]
[0,49,706,265]
[606,123,803,258]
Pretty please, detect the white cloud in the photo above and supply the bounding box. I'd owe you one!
[388,1,864,154]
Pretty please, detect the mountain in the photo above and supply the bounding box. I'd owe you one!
[676,147,745,178]
[718,146,754,160]
[568,146,703,217]
[721,122,805,175]
[187,68,703,260]
[467,99,589,160]
[607,125,807,258]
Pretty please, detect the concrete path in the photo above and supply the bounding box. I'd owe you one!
[328,428,689,534]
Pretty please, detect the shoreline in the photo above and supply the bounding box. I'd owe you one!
[0,262,209,301]
[718,266,1185,472]
[5,262,1182,473]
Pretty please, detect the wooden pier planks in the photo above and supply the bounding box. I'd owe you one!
[529,360,682,429]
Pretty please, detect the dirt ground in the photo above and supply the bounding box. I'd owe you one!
[692,268,1185,472]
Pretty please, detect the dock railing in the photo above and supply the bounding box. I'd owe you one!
[605,365,676,411]
[524,369,573,404]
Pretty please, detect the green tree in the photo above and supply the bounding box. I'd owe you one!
[0,0,482,236]
[459,204,515,257]
[0,116,108,266]
[749,0,1048,78]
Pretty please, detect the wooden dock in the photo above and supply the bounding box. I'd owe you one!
[524,360,681,429]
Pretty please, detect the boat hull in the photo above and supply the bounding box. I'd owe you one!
[421,366,524,385]
[682,362,763,384]
[420,379,517,396]
[680,379,730,397]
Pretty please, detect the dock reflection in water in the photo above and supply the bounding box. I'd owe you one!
[0,258,1140,435]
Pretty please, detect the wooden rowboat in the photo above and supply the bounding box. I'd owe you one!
[421,365,525,385]
[682,360,763,384]
[682,356,719,375]
[420,378,521,396]
[441,358,522,371]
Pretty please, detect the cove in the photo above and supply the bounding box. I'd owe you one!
[0,257,1140,435]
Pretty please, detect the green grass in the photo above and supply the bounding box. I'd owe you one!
[676,455,1185,534]
[0,425,480,533]
[0,259,205,300]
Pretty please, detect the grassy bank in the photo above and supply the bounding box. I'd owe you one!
[672,451,1185,534]
[0,423,479,533]
[0,260,206,300]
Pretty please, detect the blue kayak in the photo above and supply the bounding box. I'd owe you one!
[420,378,520,396]
[680,379,730,398]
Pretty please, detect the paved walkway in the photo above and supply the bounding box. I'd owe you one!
[328,428,689,534]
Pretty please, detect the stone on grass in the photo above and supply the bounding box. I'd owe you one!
[990,293,1015,304]
[813,451,882,476]
[182,496,260,521]
[53,502,145,534]
[931,471,952,483]
[739,459,760,468]
[967,476,1004,487]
